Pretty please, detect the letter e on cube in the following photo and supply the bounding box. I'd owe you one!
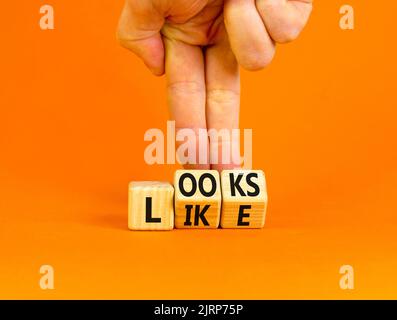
[220,170,267,228]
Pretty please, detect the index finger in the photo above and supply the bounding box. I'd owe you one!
[165,38,210,169]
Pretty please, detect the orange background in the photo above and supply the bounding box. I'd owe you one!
[0,1,396,299]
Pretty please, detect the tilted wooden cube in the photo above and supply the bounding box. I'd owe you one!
[220,170,268,228]
[174,170,221,228]
[128,181,174,230]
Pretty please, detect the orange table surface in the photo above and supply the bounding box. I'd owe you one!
[0,1,396,299]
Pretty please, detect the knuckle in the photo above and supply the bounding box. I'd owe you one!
[116,29,130,47]
[207,89,239,106]
[167,81,204,95]
[116,26,137,50]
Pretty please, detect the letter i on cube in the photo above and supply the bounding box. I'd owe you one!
[127,170,268,231]
[174,170,221,228]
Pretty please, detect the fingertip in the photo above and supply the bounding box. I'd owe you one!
[224,0,275,72]
[183,164,211,170]
[211,163,241,173]
[149,65,165,77]
[235,44,276,71]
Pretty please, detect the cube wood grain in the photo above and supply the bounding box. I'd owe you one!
[128,181,174,231]
[174,170,221,228]
[220,170,268,228]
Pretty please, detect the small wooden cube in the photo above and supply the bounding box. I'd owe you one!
[128,181,174,231]
[220,170,268,228]
[174,170,221,228]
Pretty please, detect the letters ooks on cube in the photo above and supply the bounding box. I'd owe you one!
[128,170,267,230]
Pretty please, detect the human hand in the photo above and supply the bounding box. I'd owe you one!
[117,0,312,171]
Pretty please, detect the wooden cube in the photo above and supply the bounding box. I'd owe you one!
[220,170,268,228]
[174,170,221,228]
[128,181,174,231]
